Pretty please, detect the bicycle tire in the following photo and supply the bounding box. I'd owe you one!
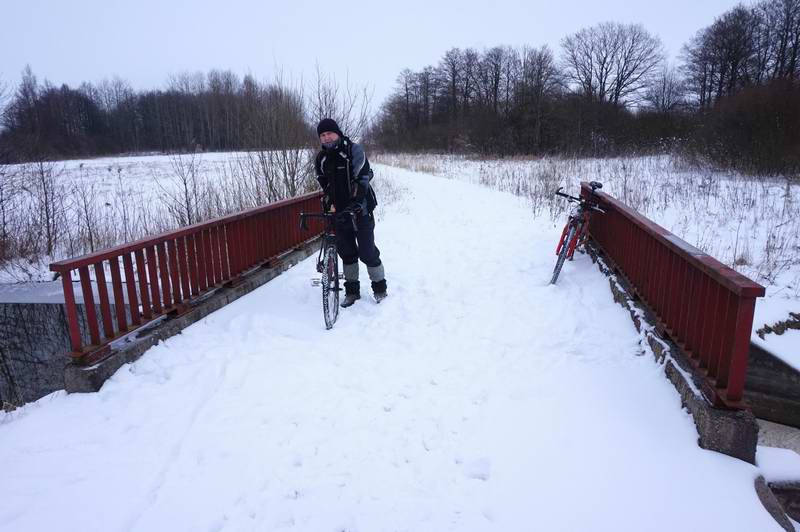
[321,244,340,329]
[550,224,577,285]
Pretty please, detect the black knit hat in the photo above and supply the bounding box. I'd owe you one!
[317,118,343,137]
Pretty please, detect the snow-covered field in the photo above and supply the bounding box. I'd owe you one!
[1,151,796,364]
[0,165,791,531]
[0,150,314,284]
[375,153,800,371]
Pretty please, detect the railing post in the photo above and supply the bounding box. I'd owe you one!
[582,182,764,410]
[719,296,758,403]
[78,266,100,346]
[93,262,115,339]
[59,269,83,354]
[135,250,152,319]
[146,246,162,314]
[122,253,141,326]
[108,257,128,332]
[49,192,324,364]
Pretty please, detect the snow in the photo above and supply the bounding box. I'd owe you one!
[757,446,800,484]
[0,165,784,531]
[753,332,800,373]
[375,153,800,374]
[0,150,312,285]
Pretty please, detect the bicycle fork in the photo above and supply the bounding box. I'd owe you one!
[556,219,581,260]
[555,224,570,255]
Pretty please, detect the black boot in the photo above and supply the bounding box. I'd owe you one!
[372,279,387,303]
[341,280,360,308]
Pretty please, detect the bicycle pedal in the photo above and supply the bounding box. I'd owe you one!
[311,278,321,286]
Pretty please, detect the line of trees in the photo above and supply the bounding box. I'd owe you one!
[0,67,373,270]
[0,68,314,163]
[1,0,799,174]
[371,35,680,156]
[682,0,800,173]
[372,0,800,174]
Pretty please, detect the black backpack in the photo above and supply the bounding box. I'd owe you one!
[364,167,378,212]
[343,139,378,213]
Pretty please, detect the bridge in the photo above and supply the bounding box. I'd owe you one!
[0,165,790,531]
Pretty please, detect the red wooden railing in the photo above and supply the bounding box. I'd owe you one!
[582,183,765,409]
[50,192,323,364]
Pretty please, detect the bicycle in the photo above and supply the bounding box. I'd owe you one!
[299,210,357,329]
[550,181,605,285]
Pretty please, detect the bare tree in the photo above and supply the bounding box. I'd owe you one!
[757,0,800,80]
[644,65,686,113]
[681,6,761,108]
[520,45,561,149]
[243,74,314,203]
[0,75,8,118]
[461,48,479,113]
[26,160,65,257]
[156,152,204,226]
[71,179,102,253]
[310,64,373,141]
[561,22,664,106]
[476,46,508,112]
[438,48,463,119]
[0,164,19,260]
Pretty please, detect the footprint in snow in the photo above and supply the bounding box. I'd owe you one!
[464,457,492,481]
[472,391,488,405]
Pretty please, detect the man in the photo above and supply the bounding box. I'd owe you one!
[314,118,387,306]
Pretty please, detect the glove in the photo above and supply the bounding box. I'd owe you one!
[343,201,363,217]
[321,195,333,212]
[336,203,362,227]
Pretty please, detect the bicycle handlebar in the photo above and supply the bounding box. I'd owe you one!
[555,188,582,202]
[299,211,358,232]
[554,187,606,214]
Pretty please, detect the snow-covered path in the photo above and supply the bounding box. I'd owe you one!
[0,166,781,531]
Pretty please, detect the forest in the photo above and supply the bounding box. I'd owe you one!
[1,0,799,174]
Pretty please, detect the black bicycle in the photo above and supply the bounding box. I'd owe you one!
[550,181,605,285]
[299,210,357,329]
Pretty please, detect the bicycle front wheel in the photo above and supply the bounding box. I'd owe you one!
[321,244,340,329]
[550,224,577,285]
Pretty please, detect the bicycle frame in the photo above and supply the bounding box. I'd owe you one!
[299,211,358,270]
[299,210,358,329]
[300,212,337,270]
[555,207,591,260]
[554,183,605,260]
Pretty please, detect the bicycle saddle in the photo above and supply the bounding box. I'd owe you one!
[589,181,603,190]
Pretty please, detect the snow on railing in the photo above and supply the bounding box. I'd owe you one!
[583,182,766,409]
[49,192,324,365]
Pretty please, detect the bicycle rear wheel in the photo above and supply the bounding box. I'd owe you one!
[550,224,577,285]
[321,244,340,329]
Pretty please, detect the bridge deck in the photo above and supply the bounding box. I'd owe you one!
[0,166,781,531]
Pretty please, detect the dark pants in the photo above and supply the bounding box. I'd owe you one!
[336,213,381,267]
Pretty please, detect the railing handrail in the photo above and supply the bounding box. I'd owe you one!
[582,181,766,409]
[48,191,324,364]
[585,185,765,298]
[50,191,322,272]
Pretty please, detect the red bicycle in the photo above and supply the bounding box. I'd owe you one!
[550,181,605,284]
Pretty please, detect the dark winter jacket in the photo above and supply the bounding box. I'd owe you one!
[314,136,376,213]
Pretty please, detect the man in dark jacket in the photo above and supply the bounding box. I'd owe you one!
[314,118,387,306]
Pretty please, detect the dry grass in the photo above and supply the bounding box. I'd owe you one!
[375,153,800,295]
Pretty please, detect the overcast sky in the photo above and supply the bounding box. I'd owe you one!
[2,0,745,109]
